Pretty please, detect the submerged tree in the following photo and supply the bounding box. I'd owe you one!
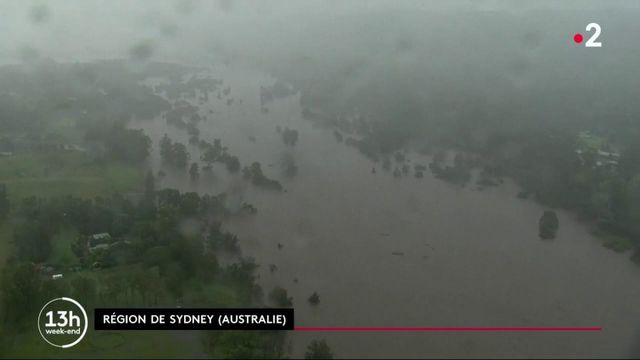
[200,139,241,173]
[282,153,298,178]
[539,210,560,240]
[189,162,200,181]
[243,162,283,191]
[102,125,151,164]
[305,339,333,359]
[282,128,299,146]
[172,142,189,168]
[308,292,320,306]
[160,134,189,168]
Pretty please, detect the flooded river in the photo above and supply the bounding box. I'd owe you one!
[132,64,640,358]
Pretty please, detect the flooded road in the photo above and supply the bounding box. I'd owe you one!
[132,64,640,358]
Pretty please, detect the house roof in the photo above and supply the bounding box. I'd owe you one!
[90,233,111,239]
[88,233,112,247]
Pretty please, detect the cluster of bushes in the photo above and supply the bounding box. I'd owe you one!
[160,134,189,168]
[242,162,283,191]
[200,138,241,173]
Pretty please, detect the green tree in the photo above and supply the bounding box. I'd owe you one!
[172,142,189,168]
[1,263,41,324]
[180,192,201,216]
[160,134,189,168]
[14,220,52,262]
[208,225,239,253]
[104,125,151,163]
[219,152,241,173]
[245,162,283,191]
[200,139,222,168]
[223,258,261,305]
[143,245,173,267]
[71,276,97,308]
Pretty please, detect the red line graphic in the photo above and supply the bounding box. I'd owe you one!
[294,327,602,332]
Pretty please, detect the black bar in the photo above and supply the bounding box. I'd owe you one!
[94,308,294,330]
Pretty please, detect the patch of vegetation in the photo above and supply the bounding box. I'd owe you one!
[308,292,320,306]
[242,162,283,191]
[206,330,285,359]
[0,153,143,202]
[305,339,334,359]
[282,128,299,146]
[539,210,560,240]
[602,235,634,253]
[1,190,277,358]
[165,101,201,129]
[200,139,241,173]
[154,76,223,100]
[48,227,80,267]
[160,134,189,168]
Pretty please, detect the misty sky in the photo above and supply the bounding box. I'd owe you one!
[1,0,639,66]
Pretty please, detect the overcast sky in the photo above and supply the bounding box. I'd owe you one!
[1,0,639,65]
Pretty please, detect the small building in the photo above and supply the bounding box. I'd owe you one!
[575,140,621,169]
[596,150,621,168]
[61,144,87,153]
[52,274,63,280]
[87,233,112,253]
[597,150,620,159]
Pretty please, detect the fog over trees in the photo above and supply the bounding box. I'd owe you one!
[1,1,640,359]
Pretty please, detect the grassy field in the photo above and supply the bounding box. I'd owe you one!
[0,152,143,202]
[602,234,635,253]
[49,227,80,267]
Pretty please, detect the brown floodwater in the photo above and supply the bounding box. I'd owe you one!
[131,64,640,358]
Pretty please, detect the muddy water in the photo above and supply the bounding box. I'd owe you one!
[132,64,640,358]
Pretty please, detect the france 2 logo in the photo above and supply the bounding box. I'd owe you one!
[573,23,602,48]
